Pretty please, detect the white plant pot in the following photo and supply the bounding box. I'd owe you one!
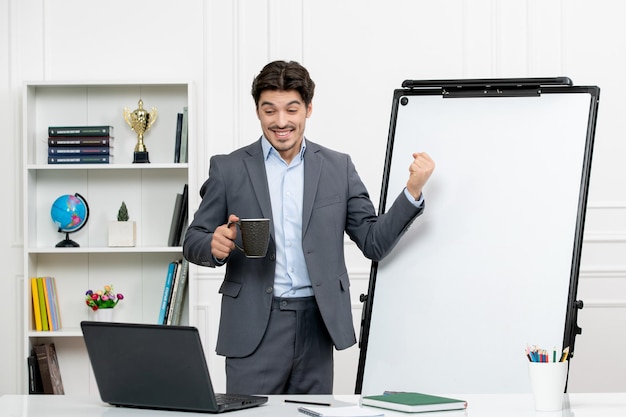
[92,308,114,322]
[108,221,136,247]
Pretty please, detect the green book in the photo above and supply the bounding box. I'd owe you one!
[48,125,113,137]
[361,392,467,413]
[36,278,49,331]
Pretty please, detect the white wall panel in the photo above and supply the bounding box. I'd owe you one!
[203,1,237,163]
[586,205,626,234]
[464,0,497,76]
[43,0,204,81]
[268,0,303,61]
[578,275,626,302]
[527,0,564,75]
[0,0,19,396]
[568,306,626,392]
[195,274,227,391]
[563,1,626,204]
[495,0,528,75]
[236,0,270,147]
[15,0,45,81]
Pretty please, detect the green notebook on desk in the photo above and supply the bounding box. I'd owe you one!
[361,392,467,413]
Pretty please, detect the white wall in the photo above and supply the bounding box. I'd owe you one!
[1,0,625,394]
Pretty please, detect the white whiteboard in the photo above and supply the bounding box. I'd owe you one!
[359,85,597,395]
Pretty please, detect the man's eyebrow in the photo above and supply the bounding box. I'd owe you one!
[260,100,303,107]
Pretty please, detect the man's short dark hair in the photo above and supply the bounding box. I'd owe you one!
[251,60,315,107]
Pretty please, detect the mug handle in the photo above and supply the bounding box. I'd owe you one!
[226,220,244,252]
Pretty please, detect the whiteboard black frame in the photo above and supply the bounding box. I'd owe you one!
[355,78,600,394]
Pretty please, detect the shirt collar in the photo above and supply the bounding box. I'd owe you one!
[262,135,307,162]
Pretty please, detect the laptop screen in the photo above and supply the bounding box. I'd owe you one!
[82,321,220,412]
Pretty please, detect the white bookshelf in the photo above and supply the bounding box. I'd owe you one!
[22,81,195,395]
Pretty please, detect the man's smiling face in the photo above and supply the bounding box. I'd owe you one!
[256,89,312,164]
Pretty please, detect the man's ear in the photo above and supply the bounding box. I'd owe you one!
[306,102,313,118]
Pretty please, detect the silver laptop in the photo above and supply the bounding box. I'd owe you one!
[81,321,268,413]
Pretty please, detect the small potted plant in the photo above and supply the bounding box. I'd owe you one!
[108,201,136,247]
[85,284,124,321]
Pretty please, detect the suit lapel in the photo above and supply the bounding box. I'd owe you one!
[302,143,322,237]
[243,142,274,232]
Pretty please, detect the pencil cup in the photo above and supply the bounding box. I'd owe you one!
[528,361,568,411]
[227,218,270,258]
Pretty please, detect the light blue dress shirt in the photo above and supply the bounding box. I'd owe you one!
[262,136,313,297]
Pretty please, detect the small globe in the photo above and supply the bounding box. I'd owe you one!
[50,193,90,247]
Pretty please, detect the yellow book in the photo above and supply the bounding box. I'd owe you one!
[36,278,49,331]
[31,278,42,331]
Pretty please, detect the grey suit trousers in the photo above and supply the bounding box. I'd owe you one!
[225,296,333,395]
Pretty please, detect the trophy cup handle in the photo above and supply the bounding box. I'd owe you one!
[123,107,132,127]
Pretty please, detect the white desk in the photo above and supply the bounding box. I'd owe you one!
[1,393,626,416]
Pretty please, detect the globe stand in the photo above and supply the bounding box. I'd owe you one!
[56,232,80,248]
[51,193,90,249]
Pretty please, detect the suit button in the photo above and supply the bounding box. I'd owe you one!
[265,287,273,294]
[269,254,275,261]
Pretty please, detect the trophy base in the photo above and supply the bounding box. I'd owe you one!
[133,151,150,163]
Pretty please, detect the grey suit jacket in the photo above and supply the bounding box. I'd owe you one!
[183,139,423,357]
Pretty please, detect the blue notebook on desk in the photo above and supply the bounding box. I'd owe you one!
[81,321,268,413]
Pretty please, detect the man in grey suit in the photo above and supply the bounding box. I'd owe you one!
[183,60,434,395]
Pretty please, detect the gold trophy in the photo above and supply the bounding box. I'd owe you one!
[124,99,158,163]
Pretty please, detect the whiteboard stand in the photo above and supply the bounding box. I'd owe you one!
[355,78,599,395]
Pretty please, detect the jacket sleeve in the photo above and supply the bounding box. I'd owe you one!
[183,155,229,267]
[344,155,424,261]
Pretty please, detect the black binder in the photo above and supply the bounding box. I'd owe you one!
[356,77,599,394]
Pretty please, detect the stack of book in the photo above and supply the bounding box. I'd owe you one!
[30,276,62,331]
[47,125,114,164]
[28,342,64,394]
[157,259,189,326]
